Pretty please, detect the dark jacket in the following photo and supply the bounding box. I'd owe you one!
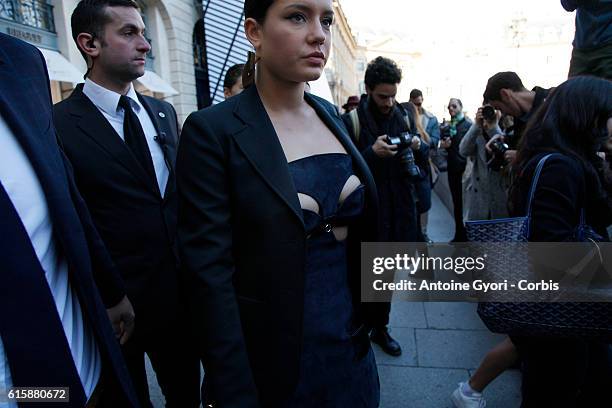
[561,0,612,49]
[0,33,138,407]
[53,84,183,336]
[441,116,472,173]
[176,85,379,407]
[342,95,429,241]
[512,153,611,241]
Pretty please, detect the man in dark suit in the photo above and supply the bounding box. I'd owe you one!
[0,32,138,407]
[53,1,200,406]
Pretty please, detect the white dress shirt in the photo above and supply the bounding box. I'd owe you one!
[0,114,101,407]
[82,79,169,196]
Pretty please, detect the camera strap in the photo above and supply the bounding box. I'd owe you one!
[348,109,361,142]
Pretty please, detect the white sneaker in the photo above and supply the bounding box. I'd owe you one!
[451,382,486,408]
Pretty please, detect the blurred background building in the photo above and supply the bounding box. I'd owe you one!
[1,0,575,123]
[1,0,204,123]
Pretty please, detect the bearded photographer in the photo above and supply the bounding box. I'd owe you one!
[342,56,429,357]
[459,106,510,221]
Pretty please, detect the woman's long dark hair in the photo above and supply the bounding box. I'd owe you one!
[244,0,275,22]
[510,76,612,212]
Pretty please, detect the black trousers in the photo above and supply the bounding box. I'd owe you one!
[109,329,201,407]
[512,336,612,407]
[447,169,466,240]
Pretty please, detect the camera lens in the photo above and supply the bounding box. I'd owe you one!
[482,105,496,122]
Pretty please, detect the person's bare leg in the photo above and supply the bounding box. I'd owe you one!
[469,337,518,392]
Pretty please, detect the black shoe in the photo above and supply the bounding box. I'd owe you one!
[370,327,402,356]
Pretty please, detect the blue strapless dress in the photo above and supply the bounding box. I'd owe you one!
[284,153,379,408]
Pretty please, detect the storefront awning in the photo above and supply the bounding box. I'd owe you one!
[38,47,84,84]
[135,70,179,96]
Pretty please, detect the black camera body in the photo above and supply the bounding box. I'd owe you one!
[487,138,509,171]
[385,132,422,180]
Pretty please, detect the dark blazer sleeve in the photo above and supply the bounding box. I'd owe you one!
[176,112,259,407]
[58,146,127,307]
[529,156,583,242]
[38,43,125,308]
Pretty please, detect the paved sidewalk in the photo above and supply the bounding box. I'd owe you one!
[146,191,523,407]
[374,192,521,408]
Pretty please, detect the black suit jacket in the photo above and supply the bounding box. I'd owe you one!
[0,33,138,407]
[177,84,379,407]
[53,84,182,335]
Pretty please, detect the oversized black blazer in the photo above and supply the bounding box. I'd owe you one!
[176,84,379,407]
[0,33,139,407]
[53,85,182,335]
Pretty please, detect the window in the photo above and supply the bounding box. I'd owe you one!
[193,18,211,109]
[135,0,155,70]
[0,0,56,32]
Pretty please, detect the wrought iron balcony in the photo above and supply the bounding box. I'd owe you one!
[0,0,56,33]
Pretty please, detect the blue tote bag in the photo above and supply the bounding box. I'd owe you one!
[465,153,612,340]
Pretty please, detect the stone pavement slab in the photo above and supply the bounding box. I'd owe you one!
[378,365,468,408]
[415,328,506,370]
[423,302,488,331]
[389,300,428,329]
[372,327,418,367]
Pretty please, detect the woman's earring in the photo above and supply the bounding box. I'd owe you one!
[242,51,257,88]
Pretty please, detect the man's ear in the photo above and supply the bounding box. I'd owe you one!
[76,32,101,59]
[365,85,372,95]
[499,88,512,103]
[244,18,262,55]
[223,87,231,99]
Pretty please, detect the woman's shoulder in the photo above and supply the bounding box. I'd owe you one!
[186,96,239,126]
[528,153,583,178]
[183,94,246,140]
[520,153,586,203]
[307,93,342,119]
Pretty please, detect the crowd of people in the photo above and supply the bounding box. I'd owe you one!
[0,0,610,407]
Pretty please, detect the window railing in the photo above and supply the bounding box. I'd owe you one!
[0,0,55,33]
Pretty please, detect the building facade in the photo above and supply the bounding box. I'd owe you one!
[1,0,205,123]
[325,0,363,109]
[1,0,367,120]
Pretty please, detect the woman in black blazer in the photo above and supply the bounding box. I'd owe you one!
[508,76,612,407]
[176,0,380,407]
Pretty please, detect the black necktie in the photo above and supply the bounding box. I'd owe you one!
[118,95,156,181]
[0,182,87,405]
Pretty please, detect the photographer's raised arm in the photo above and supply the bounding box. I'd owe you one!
[458,123,481,158]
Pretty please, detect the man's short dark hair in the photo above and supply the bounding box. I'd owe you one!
[71,0,139,61]
[483,71,526,103]
[224,64,245,89]
[364,56,402,90]
[410,89,423,100]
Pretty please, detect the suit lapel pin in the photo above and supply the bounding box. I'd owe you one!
[158,112,166,118]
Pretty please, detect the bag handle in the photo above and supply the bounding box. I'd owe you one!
[525,154,555,217]
[524,153,557,238]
